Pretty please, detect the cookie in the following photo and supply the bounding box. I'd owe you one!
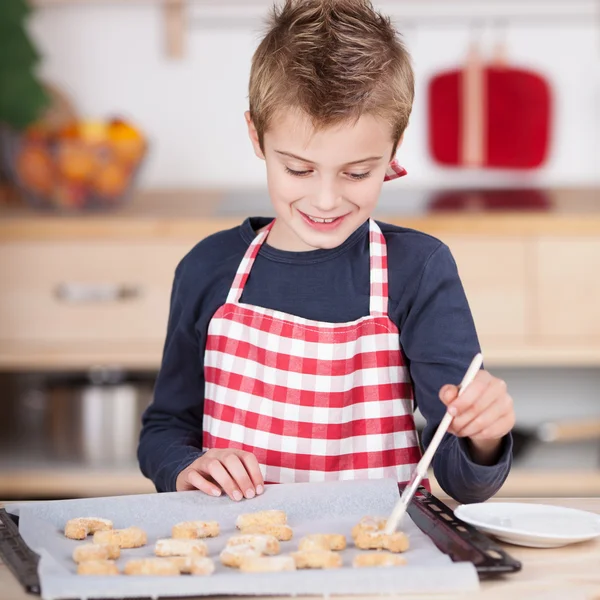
[94,526,147,549]
[155,538,208,557]
[77,559,119,576]
[354,530,409,553]
[351,516,386,539]
[239,523,293,541]
[65,517,112,540]
[352,516,409,553]
[171,556,216,576]
[236,510,287,530]
[226,534,280,555]
[72,543,120,563]
[220,534,280,568]
[239,555,296,573]
[298,534,346,551]
[124,557,181,576]
[353,551,407,568]
[172,520,219,539]
[291,550,342,569]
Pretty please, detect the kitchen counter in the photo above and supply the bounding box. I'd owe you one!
[1,185,600,369]
[1,497,599,599]
[0,187,599,241]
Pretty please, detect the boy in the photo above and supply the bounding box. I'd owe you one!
[138,0,514,504]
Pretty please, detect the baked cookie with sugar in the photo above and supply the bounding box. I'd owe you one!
[236,510,287,530]
[353,551,407,568]
[64,517,112,540]
[220,534,280,568]
[93,526,147,549]
[239,523,293,541]
[172,520,219,539]
[298,533,346,551]
[155,538,208,557]
[239,555,296,573]
[72,543,120,563]
[124,557,181,576]
[171,556,216,576]
[77,559,119,576]
[291,549,342,569]
[352,516,409,553]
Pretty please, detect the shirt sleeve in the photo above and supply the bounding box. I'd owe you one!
[137,262,206,493]
[397,243,513,504]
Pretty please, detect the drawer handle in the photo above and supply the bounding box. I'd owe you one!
[54,283,142,303]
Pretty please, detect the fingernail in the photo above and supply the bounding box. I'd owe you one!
[245,489,255,499]
[212,488,221,497]
[256,485,264,495]
[449,406,457,417]
[233,490,243,501]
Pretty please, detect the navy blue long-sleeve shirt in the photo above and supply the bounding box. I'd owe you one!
[138,217,512,502]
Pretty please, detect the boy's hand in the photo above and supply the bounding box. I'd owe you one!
[439,370,515,465]
[176,449,264,501]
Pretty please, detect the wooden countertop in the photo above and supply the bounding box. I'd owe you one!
[1,187,599,241]
[2,497,600,599]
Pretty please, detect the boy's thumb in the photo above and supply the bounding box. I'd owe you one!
[439,385,457,404]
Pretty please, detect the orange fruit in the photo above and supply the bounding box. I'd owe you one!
[16,144,55,195]
[107,119,146,165]
[57,141,96,182]
[92,161,129,198]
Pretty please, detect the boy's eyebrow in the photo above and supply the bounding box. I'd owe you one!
[275,150,383,165]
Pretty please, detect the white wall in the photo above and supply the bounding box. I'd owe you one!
[29,1,600,189]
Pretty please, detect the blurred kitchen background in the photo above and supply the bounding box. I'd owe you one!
[0,0,599,500]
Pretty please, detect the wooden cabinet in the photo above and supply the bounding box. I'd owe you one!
[0,188,599,369]
[535,238,600,339]
[0,240,193,369]
[442,237,531,342]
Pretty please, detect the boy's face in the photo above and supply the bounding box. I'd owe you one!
[246,109,397,252]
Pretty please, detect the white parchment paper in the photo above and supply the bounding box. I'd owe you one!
[7,478,479,599]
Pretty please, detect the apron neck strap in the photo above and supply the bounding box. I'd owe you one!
[226,220,275,304]
[368,219,389,317]
[227,218,389,317]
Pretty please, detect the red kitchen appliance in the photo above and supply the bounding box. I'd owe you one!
[428,42,552,169]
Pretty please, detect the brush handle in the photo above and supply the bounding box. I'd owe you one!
[384,353,484,534]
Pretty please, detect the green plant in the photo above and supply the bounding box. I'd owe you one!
[0,0,50,130]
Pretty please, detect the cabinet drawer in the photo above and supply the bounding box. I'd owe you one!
[536,238,600,338]
[0,241,192,344]
[441,237,531,340]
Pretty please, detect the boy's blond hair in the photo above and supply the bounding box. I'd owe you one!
[249,0,414,154]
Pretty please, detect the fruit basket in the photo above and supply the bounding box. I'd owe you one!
[1,118,147,211]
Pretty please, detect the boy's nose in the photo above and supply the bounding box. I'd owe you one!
[311,182,342,212]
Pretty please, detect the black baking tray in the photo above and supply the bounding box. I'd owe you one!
[0,487,521,597]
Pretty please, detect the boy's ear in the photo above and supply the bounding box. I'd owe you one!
[245,111,265,160]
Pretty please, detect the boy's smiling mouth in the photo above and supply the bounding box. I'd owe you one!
[297,210,349,231]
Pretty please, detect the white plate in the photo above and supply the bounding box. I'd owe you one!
[454,502,600,548]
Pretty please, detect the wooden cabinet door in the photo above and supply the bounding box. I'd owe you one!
[535,238,600,338]
[440,237,531,343]
[0,241,192,344]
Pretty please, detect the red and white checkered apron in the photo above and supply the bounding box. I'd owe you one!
[202,217,426,487]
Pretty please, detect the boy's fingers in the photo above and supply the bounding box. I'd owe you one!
[446,377,491,415]
[439,385,458,406]
[223,454,256,499]
[207,459,243,501]
[448,387,497,433]
[454,398,510,439]
[237,452,265,494]
[187,469,222,497]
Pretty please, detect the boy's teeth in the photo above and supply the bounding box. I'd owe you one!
[308,216,336,223]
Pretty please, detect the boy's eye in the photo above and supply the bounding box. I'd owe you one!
[285,166,312,177]
[347,172,371,181]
